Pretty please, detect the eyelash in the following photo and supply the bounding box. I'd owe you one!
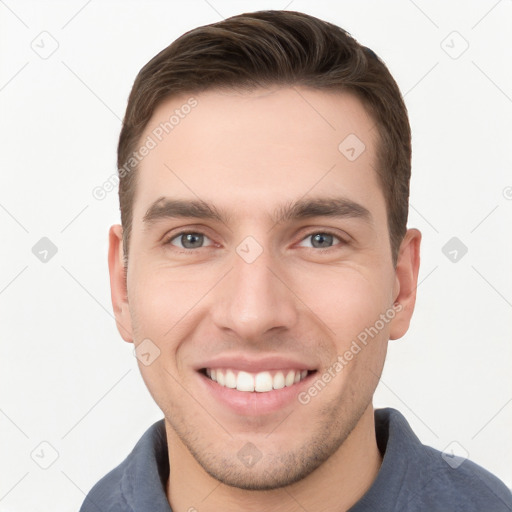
[163,230,347,252]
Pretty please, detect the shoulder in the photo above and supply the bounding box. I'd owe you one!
[371,408,512,511]
[418,443,512,510]
[79,462,129,512]
[79,419,168,512]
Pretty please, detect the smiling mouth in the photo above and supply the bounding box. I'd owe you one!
[201,368,315,393]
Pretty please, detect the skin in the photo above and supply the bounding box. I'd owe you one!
[109,87,421,512]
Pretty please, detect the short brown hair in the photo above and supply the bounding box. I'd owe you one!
[118,10,411,265]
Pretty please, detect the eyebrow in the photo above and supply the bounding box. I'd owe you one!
[143,197,225,226]
[273,197,371,225]
[142,196,372,227]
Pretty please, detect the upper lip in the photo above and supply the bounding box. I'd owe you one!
[195,354,317,373]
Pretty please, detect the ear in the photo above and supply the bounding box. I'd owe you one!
[108,224,134,342]
[389,228,421,340]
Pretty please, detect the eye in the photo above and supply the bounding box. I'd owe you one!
[167,232,214,249]
[298,232,343,249]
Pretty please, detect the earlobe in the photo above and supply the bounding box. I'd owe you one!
[389,228,421,340]
[108,224,134,342]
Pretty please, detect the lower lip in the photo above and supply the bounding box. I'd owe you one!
[198,372,315,416]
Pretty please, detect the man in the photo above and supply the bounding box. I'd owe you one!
[81,10,512,512]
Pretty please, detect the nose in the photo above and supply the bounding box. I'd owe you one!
[210,245,299,342]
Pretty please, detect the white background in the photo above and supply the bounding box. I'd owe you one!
[1,1,511,510]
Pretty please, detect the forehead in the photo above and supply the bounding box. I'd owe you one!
[133,87,383,223]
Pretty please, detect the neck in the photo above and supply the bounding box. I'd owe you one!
[166,404,381,512]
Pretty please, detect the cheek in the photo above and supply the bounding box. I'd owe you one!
[291,266,391,341]
[127,271,193,409]
[292,266,392,395]
[128,268,204,338]
[302,270,391,407]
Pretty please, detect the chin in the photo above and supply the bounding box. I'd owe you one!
[200,455,325,491]
[183,426,346,491]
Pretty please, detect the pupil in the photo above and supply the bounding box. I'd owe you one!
[183,233,203,248]
[312,233,333,248]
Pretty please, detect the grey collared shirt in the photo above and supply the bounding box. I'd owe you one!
[80,408,512,511]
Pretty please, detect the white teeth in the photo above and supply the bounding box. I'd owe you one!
[205,368,310,393]
[237,371,255,392]
[273,371,285,390]
[255,371,273,392]
[225,369,237,389]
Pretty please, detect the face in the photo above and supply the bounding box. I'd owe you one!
[109,87,420,490]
